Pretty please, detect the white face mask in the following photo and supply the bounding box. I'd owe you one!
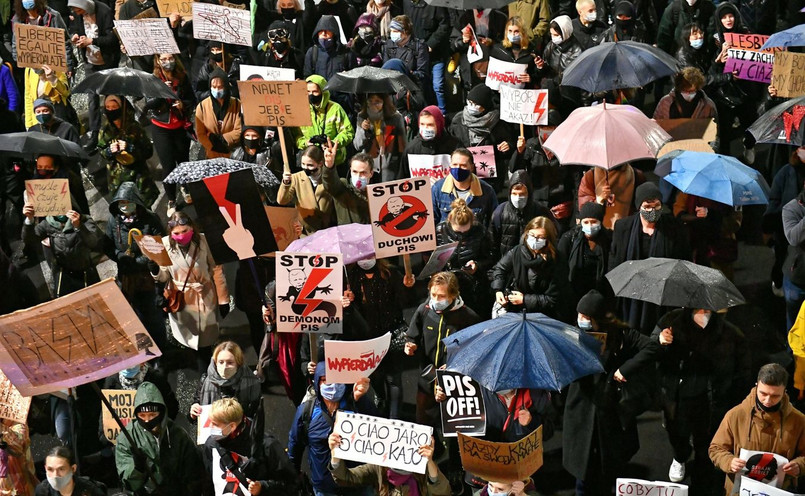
[686,0,696,5]
[351,173,367,191]
[510,195,528,210]
[584,11,597,22]
[797,148,805,162]
[47,472,73,492]
[680,91,697,102]
[693,310,712,328]
[577,317,592,330]
[357,258,376,270]
[551,35,564,44]
[217,364,237,379]
[118,201,136,215]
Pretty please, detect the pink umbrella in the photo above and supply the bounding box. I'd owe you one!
[285,223,374,264]
[543,103,671,169]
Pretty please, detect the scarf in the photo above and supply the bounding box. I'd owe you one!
[367,4,391,38]
[501,389,532,431]
[593,166,634,229]
[387,469,420,496]
[211,93,231,124]
[464,109,499,146]
[567,226,604,284]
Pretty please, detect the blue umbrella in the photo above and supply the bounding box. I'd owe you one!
[442,312,604,392]
[761,24,805,49]
[655,150,770,206]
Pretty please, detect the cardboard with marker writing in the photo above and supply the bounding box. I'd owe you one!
[457,426,543,481]
[25,179,71,217]
[14,24,68,73]
[239,80,311,128]
[131,233,173,266]
[101,389,136,444]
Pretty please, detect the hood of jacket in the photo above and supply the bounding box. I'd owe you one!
[353,13,378,34]
[313,15,342,48]
[553,15,573,42]
[313,361,327,396]
[509,170,533,196]
[420,105,445,138]
[134,381,167,410]
[714,2,744,39]
[109,181,147,216]
[306,74,331,109]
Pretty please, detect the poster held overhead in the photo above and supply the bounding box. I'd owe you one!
[14,24,68,73]
[457,426,543,481]
[324,333,390,383]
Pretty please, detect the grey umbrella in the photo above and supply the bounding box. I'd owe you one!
[164,158,279,189]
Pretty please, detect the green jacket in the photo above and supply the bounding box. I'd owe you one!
[115,382,201,496]
[293,75,354,166]
[321,165,371,225]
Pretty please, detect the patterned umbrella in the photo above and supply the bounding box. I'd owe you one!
[164,158,279,188]
[286,224,374,264]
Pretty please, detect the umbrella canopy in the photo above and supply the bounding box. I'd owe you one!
[424,0,508,10]
[164,158,279,189]
[285,224,374,264]
[72,67,177,99]
[656,150,770,206]
[324,66,419,94]
[562,41,679,93]
[0,132,88,160]
[747,95,805,146]
[606,257,745,311]
[542,103,671,169]
[443,312,604,392]
[761,24,805,49]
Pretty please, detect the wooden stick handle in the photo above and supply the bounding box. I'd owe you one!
[520,123,525,139]
[309,333,318,363]
[278,126,290,175]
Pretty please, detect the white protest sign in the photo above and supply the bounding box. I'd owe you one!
[192,2,251,46]
[500,86,549,126]
[616,479,688,496]
[739,476,804,496]
[732,449,788,494]
[485,57,527,90]
[114,18,179,56]
[324,333,390,383]
[239,64,295,81]
[468,145,496,178]
[367,178,437,259]
[333,412,434,474]
[197,404,213,444]
[275,252,343,333]
[408,154,450,186]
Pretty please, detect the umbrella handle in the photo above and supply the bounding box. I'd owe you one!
[126,228,143,256]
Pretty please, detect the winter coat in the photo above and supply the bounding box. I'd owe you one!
[783,198,805,283]
[66,1,119,69]
[431,174,498,227]
[577,166,646,231]
[0,64,19,112]
[321,164,371,225]
[402,0,451,60]
[26,117,79,143]
[449,110,515,170]
[490,199,555,260]
[115,382,202,496]
[195,58,241,103]
[194,360,262,421]
[293,74,355,166]
[154,235,229,350]
[507,0,550,39]
[195,95,243,159]
[23,69,69,129]
[382,37,429,85]
[35,477,104,496]
[304,16,350,81]
[330,458,450,496]
[99,117,158,207]
[709,388,805,494]
[490,244,569,319]
[482,388,552,443]
[571,18,608,50]
[434,221,493,313]
[653,89,717,120]
[146,70,195,128]
[542,38,582,82]
[556,223,613,302]
[347,14,384,67]
[656,0,716,54]
[352,110,406,182]
[13,7,76,72]
[399,134,459,180]
[277,170,336,234]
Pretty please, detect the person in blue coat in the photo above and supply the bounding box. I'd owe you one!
[431,148,498,228]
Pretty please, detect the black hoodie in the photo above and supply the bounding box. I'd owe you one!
[104,181,165,277]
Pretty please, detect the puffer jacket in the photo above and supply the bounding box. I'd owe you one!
[435,222,492,272]
[489,170,554,259]
[23,215,100,271]
[293,74,355,166]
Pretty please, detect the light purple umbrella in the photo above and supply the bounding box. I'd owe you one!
[285,223,374,264]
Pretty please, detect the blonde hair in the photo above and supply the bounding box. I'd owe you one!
[209,398,243,424]
[428,271,460,298]
[213,341,245,367]
[502,16,530,50]
[447,198,475,227]
[523,216,558,259]
[575,0,594,10]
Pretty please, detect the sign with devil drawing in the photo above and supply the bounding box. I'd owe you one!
[275,252,343,334]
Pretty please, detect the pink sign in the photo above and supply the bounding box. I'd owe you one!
[468,145,497,178]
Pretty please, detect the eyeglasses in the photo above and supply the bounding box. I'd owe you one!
[168,218,190,228]
[268,28,289,40]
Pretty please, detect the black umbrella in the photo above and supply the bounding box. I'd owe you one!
[425,0,508,9]
[324,66,419,94]
[71,67,177,99]
[747,95,805,147]
[0,132,88,160]
[164,158,279,189]
[562,41,679,93]
[605,257,745,311]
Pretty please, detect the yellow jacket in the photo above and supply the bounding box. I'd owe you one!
[24,68,70,129]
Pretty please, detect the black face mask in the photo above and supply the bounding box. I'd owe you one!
[244,137,260,149]
[272,40,288,53]
[615,18,634,31]
[281,7,295,17]
[105,108,122,121]
[309,93,322,105]
[137,411,165,432]
[756,395,782,413]
[303,167,319,176]
[210,51,223,62]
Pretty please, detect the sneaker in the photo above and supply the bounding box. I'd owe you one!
[772,282,784,298]
[669,459,685,482]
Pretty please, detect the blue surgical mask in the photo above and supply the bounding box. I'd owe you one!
[430,298,451,312]
[121,365,142,379]
[578,318,592,330]
[450,167,471,182]
[211,88,225,99]
[527,236,546,251]
[581,223,601,237]
[690,38,703,49]
[487,487,508,496]
[22,0,36,9]
[419,127,436,141]
[320,382,346,401]
[390,31,401,43]
[507,33,521,44]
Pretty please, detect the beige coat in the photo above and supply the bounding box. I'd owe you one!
[194,96,242,159]
[155,234,228,349]
[277,171,335,234]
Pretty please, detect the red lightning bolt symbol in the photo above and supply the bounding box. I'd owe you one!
[294,259,332,326]
[61,181,68,195]
[533,91,547,124]
[202,174,237,221]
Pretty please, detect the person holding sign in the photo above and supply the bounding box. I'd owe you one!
[489,18,538,89]
[400,106,458,180]
[278,145,336,234]
[22,65,71,131]
[328,432,449,496]
[195,68,243,159]
[190,341,262,423]
[11,0,75,77]
[35,446,106,496]
[294,74,354,168]
[253,22,304,79]
[475,480,538,496]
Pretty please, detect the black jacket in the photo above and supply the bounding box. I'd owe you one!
[491,244,569,319]
[304,15,350,81]
[490,170,555,259]
[27,117,79,143]
[35,477,105,496]
[571,18,608,50]
[399,133,459,179]
[402,0,452,60]
[68,0,120,69]
[382,37,429,85]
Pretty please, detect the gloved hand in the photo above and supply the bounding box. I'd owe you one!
[220,304,230,318]
[147,260,160,275]
[132,449,148,472]
[209,133,229,153]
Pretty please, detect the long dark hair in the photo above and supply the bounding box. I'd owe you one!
[153,53,187,83]
[14,0,46,21]
[167,211,201,250]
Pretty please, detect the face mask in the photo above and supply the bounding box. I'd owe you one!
[680,91,697,102]
[351,173,367,191]
[208,426,230,442]
[244,137,260,150]
[319,37,335,50]
[686,0,696,5]
[584,11,597,22]
[640,208,661,223]
[367,109,383,121]
[211,88,225,99]
[309,93,322,105]
[615,18,633,30]
[487,487,508,496]
[390,32,402,43]
[320,382,346,401]
[47,472,72,491]
[37,168,55,179]
[171,229,194,245]
[303,167,320,178]
[465,103,481,116]
[105,108,122,121]
[581,223,601,237]
[430,298,451,312]
[137,412,163,432]
[281,7,295,16]
[510,195,528,210]
[756,395,782,413]
[22,0,35,9]
[272,40,288,53]
[692,310,712,328]
[35,112,52,124]
[419,127,436,141]
[690,38,704,49]
[798,149,805,162]
[55,215,69,223]
[527,236,546,251]
[551,35,564,44]
[357,258,376,270]
[120,365,142,378]
[507,33,521,44]
[578,318,593,330]
[210,51,223,62]
[118,201,136,215]
[160,61,175,71]
[450,167,471,182]
[217,364,237,379]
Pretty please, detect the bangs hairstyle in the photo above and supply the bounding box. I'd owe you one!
[523,216,558,259]
[428,271,460,298]
[167,211,201,250]
[213,341,245,367]
[502,16,530,50]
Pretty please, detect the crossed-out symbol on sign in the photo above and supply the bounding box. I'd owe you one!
[376,195,429,237]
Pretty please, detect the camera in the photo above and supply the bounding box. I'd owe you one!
[308,134,329,146]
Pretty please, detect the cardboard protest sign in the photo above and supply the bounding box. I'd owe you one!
[131,233,172,266]
[197,404,213,444]
[192,2,251,46]
[738,476,803,496]
[0,279,160,396]
[0,368,31,424]
[114,19,179,56]
[468,146,497,178]
[184,169,278,264]
[25,179,70,217]
[772,51,805,98]
[500,86,549,126]
[156,0,192,17]
[324,332,390,383]
[418,242,459,280]
[437,370,485,437]
[725,33,775,52]
[616,479,688,496]
[14,24,68,74]
[275,252,343,333]
[239,64,296,82]
[656,118,717,142]
[408,154,451,186]
[239,80,312,128]
[457,426,543,481]
[368,178,437,259]
[101,389,135,444]
[733,449,788,493]
[658,139,714,156]
[131,7,158,18]
[485,57,528,90]
[333,412,434,474]
[265,206,300,251]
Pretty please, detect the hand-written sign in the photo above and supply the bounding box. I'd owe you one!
[468,145,497,178]
[407,154,450,186]
[0,368,31,424]
[437,370,486,437]
[772,51,805,98]
[157,0,192,17]
[739,476,804,496]
[333,412,434,474]
[655,118,717,142]
[724,48,774,83]
[25,179,70,217]
[725,33,776,53]
[457,426,543,481]
[101,389,135,444]
[275,252,343,334]
[325,332,390,384]
[114,19,179,56]
[485,57,527,91]
[0,279,161,396]
[239,64,296,82]
[14,24,67,74]
[131,233,172,266]
[192,2,251,46]
[239,80,312,128]
[368,178,437,259]
[500,86,549,126]
[616,479,688,496]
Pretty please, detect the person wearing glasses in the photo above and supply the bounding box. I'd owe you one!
[253,22,305,79]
